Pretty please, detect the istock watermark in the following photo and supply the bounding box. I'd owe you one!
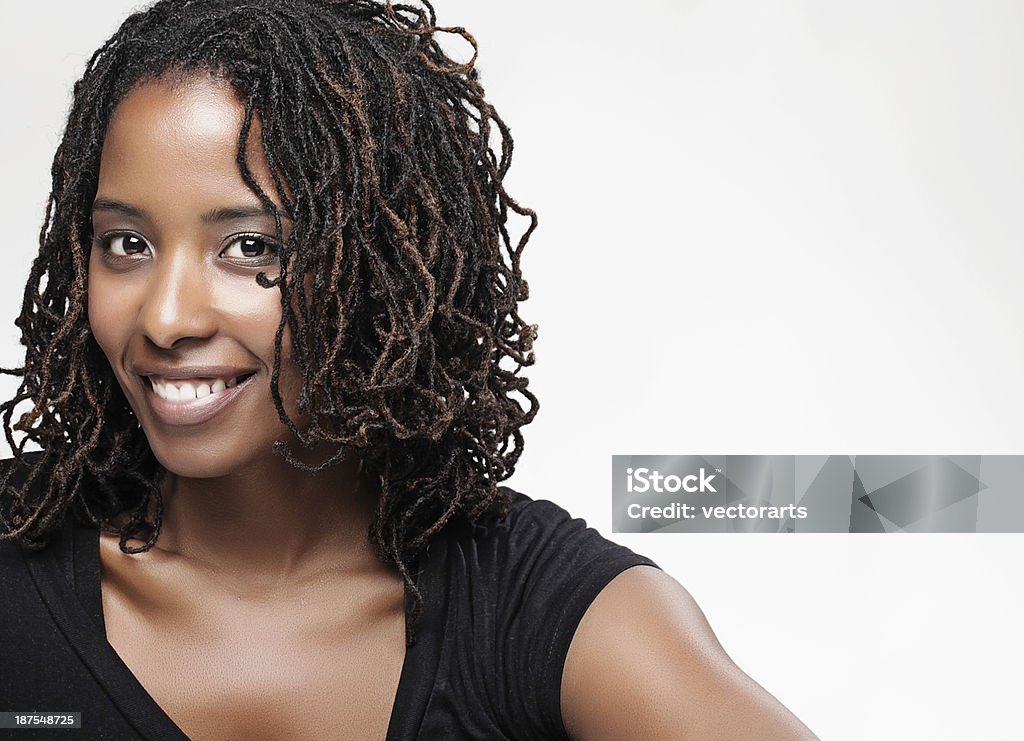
[625,467,719,494]
[612,455,1024,534]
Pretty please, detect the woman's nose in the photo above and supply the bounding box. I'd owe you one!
[138,252,218,349]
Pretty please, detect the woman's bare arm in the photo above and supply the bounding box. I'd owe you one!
[561,566,818,740]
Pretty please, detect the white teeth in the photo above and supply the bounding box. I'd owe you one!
[149,375,243,403]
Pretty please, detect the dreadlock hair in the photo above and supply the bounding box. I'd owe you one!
[0,0,538,644]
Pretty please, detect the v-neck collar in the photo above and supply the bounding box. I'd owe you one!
[22,521,446,740]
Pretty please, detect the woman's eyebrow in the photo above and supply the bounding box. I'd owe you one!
[91,200,280,224]
[200,205,278,223]
[92,197,146,218]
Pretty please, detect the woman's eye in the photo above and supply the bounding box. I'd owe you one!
[105,234,150,257]
[222,235,278,260]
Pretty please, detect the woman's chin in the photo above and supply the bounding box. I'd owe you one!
[148,445,265,481]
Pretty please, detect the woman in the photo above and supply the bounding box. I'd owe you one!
[0,1,816,738]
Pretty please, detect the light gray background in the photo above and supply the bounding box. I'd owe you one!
[3,2,1023,738]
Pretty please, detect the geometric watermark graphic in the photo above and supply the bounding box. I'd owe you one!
[612,455,1024,533]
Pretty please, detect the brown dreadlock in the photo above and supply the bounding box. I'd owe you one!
[0,0,537,643]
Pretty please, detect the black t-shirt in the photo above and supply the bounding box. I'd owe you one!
[0,491,656,740]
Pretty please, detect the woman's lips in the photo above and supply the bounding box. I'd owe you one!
[142,373,256,426]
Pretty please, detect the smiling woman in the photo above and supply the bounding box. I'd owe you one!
[0,1,815,739]
[89,79,302,474]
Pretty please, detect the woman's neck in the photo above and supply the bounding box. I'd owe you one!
[150,448,381,584]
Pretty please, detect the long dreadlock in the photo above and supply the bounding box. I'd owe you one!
[0,0,538,644]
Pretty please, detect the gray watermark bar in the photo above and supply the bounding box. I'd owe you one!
[612,455,1024,533]
[0,713,81,729]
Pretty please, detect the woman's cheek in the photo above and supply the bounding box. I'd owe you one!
[87,259,129,368]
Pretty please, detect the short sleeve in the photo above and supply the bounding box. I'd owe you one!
[388,489,659,740]
[492,492,659,738]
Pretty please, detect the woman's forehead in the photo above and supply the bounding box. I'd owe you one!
[105,79,240,169]
[98,76,284,223]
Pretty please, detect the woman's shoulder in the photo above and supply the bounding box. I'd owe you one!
[468,486,636,545]
[0,450,83,549]
[0,450,54,515]
[0,451,88,611]
[0,453,77,613]
[0,451,46,554]
[429,487,660,671]
[408,488,660,738]
[0,449,45,482]
[446,486,658,580]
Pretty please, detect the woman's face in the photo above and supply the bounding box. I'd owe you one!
[88,75,302,479]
